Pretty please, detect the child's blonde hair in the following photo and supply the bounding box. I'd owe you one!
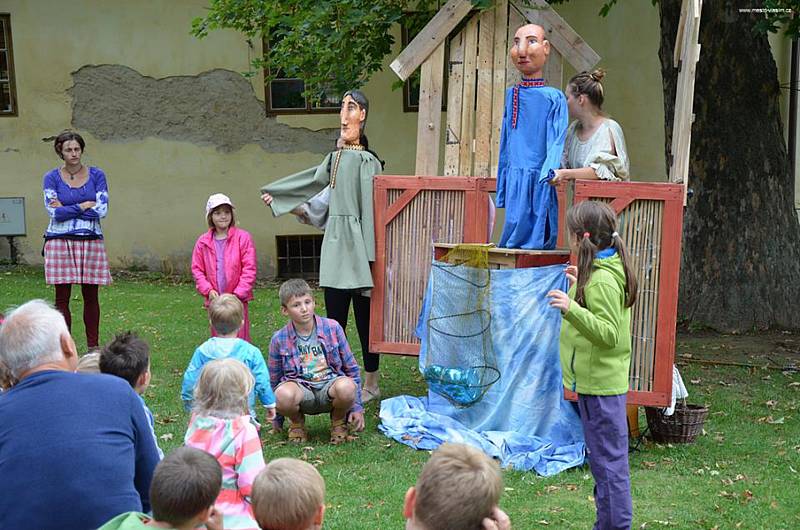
[252,458,325,530]
[566,200,638,308]
[76,351,101,374]
[193,358,253,419]
[413,443,502,530]
[278,279,313,307]
[208,294,243,335]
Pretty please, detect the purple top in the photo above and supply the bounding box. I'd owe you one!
[214,237,227,293]
[42,166,109,239]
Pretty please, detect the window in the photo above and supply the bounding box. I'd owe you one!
[275,234,324,279]
[262,36,340,115]
[0,14,18,116]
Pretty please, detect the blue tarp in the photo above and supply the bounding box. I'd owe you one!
[379,263,586,476]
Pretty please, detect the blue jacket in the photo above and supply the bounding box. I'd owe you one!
[181,337,276,415]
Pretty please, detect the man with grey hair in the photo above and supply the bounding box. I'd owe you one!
[0,300,160,530]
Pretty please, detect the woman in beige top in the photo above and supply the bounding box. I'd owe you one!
[551,69,629,183]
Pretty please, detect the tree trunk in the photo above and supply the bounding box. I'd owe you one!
[658,0,800,331]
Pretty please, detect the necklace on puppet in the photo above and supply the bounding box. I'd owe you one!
[512,78,546,129]
[330,144,364,188]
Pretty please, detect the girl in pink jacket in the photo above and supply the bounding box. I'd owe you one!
[192,194,257,342]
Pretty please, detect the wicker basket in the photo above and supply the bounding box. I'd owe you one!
[645,402,709,444]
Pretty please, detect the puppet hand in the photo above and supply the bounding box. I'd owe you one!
[482,507,511,530]
[348,411,365,432]
[565,265,578,285]
[546,289,571,313]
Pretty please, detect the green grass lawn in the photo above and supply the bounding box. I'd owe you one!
[2,266,799,529]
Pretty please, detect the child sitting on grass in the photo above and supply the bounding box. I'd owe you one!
[268,279,364,444]
[100,331,163,459]
[98,446,223,530]
[185,358,266,530]
[403,443,511,530]
[182,294,276,426]
[252,458,326,530]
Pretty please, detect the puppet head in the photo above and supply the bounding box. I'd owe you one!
[510,24,550,78]
[339,90,369,145]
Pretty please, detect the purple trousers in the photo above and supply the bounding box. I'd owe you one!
[578,393,633,530]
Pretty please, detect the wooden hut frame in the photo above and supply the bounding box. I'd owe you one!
[669,0,702,203]
[390,0,600,177]
[370,0,702,408]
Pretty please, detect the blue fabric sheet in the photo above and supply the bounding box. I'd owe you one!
[379,264,586,476]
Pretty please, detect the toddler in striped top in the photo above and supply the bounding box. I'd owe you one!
[185,358,266,530]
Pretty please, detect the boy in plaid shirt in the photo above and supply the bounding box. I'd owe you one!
[268,279,364,444]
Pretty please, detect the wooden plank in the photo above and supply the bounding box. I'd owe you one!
[385,189,421,224]
[369,182,390,352]
[473,9,496,177]
[376,175,486,191]
[459,16,480,176]
[673,0,688,67]
[652,195,683,399]
[490,0,509,177]
[511,0,601,72]
[506,4,525,88]
[544,47,564,89]
[390,0,474,81]
[669,0,702,195]
[444,29,466,176]
[415,42,447,176]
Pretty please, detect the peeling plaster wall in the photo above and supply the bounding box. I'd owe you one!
[70,65,334,154]
[0,0,419,276]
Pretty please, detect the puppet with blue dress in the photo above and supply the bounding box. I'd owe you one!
[497,24,568,250]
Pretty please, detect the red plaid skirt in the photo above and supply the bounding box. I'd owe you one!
[44,238,112,285]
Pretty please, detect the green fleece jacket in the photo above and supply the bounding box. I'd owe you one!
[559,253,631,395]
[97,512,151,529]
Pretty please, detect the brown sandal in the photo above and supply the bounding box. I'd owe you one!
[329,419,353,445]
[287,420,308,444]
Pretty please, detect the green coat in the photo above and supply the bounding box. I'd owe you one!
[559,253,632,395]
[97,512,150,529]
[261,149,382,291]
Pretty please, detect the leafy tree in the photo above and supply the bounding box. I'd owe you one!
[192,1,488,99]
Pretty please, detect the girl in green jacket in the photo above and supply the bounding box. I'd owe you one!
[547,200,638,530]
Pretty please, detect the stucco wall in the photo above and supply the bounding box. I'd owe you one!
[1,0,793,271]
[0,0,418,275]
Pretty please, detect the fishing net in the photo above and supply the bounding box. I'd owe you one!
[422,244,499,407]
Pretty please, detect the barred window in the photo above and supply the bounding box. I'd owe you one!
[275,234,323,279]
